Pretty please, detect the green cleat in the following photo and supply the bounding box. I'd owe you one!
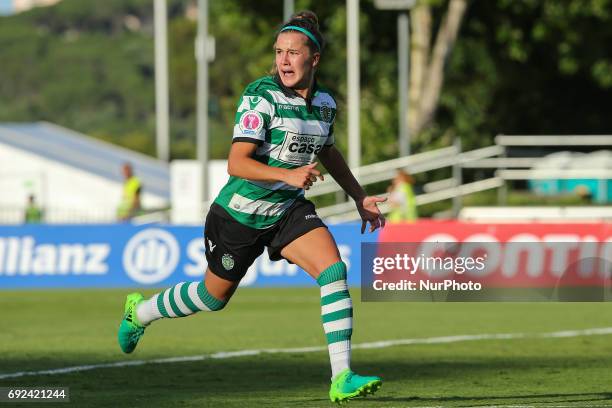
[117,292,146,354]
[329,369,382,403]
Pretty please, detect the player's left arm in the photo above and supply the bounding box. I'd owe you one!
[317,145,386,233]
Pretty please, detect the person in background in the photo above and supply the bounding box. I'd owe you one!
[575,185,593,203]
[387,169,418,223]
[24,194,43,223]
[117,162,142,221]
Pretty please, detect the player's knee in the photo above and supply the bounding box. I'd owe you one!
[209,301,227,312]
[316,261,347,286]
[200,281,231,312]
[326,260,346,277]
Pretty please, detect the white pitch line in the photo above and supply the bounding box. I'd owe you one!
[407,403,612,407]
[1,327,612,380]
[462,405,612,408]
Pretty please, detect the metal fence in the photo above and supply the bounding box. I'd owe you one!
[312,135,612,223]
[2,135,610,224]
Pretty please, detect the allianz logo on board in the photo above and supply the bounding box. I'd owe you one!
[0,229,352,284]
[0,236,109,276]
[0,230,181,282]
[122,228,181,285]
[122,229,354,286]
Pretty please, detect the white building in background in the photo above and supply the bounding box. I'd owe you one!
[170,159,229,225]
[0,122,169,224]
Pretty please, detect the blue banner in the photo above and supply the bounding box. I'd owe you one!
[0,224,377,288]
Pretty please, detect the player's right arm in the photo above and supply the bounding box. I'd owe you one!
[228,87,322,189]
[227,143,322,190]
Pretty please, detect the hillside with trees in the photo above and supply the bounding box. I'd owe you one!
[1,0,611,162]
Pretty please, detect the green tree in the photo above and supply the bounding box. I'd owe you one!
[1,0,611,165]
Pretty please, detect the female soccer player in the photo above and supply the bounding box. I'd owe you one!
[118,10,386,403]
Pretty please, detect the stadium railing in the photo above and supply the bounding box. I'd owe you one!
[314,135,612,223]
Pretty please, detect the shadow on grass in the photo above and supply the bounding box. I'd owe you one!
[1,354,612,407]
[372,392,612,406]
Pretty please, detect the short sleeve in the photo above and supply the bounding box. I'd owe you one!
[325,123,335,146]
[315,91,337,147]
[232,94,275,145]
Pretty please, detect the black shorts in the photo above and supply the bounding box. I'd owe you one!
[203,198,327,282]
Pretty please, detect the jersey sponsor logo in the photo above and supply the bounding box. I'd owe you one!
[277,132,326,165]
[305,214,319,220]
[123,228,180,284]
[319,101,333,122]
[239,110,264,135]
[278,103,301,111]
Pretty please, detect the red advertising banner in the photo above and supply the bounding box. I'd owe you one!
[375,222,612,288]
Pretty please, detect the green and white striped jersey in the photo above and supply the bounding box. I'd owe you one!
[214,75,337,229]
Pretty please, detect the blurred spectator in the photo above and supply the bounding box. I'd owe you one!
[387,170,417,223]
[24,194,43,223]
[117,162,142,221]
[575,185,593,203]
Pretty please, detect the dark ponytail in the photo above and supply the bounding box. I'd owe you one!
[277,10,326,54]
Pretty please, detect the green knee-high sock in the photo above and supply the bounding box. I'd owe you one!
[317,261,352,379]
[136,281,226,326]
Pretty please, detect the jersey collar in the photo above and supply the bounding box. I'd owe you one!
[273,73,317,112]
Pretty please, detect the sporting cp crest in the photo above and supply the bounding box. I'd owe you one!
[319,102,333,123]
[222,253,235,270]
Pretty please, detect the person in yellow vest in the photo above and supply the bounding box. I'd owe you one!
[117,163,142,221]
[24,194,43,223]
[387,169,417,223]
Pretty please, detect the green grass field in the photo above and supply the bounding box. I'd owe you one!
[2,288,612,407]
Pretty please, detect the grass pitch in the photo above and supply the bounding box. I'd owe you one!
[1,288,612,407]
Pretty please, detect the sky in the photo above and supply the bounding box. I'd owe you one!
[0,0,13,15]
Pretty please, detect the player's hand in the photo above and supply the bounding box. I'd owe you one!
[283,162,324,190]
[356,196,386,234]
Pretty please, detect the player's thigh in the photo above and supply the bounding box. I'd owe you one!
[280,227,342,280]
[203,205,264,301]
